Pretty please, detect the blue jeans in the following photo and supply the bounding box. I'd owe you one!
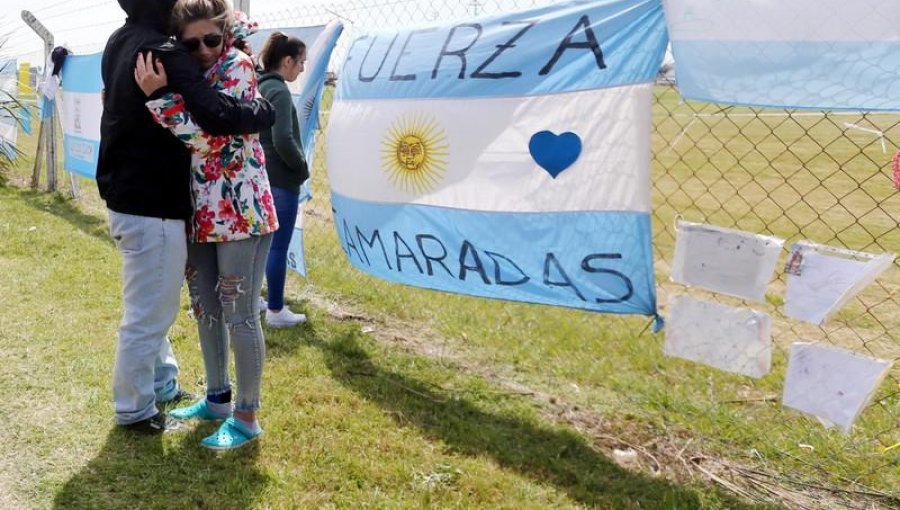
[186,234,273,412]
[265,187,299,311]
[108,210,183,425]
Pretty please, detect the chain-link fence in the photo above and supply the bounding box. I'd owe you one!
[254,1,900,504]
[3,0,897,505]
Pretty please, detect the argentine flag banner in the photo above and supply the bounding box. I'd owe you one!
[0,59,18,159]
[60,52,103,179]
[665,0,900,110]
[327,0,667,319]
[294,20,343,203]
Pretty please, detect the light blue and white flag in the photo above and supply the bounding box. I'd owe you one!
[294,20,343,203]
[327,0,667,319]
[665,0,900,110]
[17,63,33,136]
[59,52,103,179]
[286,204,307,278]
[253,21,344,279]
[0,59,18,159]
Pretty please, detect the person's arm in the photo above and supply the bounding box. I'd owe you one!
[145,93,227,159]
[266,84,309,179]
[134,52,233,159]
[147,42,274,136]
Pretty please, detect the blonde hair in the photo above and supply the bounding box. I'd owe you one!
[170,0,233,38]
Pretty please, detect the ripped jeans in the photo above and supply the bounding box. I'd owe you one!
[185,234,273,412]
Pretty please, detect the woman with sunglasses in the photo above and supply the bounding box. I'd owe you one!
[257,32,309,328]
[134,0,277,450]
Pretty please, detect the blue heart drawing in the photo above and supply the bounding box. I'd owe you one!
[528,131,583,179]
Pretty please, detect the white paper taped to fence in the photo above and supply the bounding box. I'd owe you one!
[665,295,771,378]
[670,221,784,301]
[783,342,893,433]
[783,242,895,325]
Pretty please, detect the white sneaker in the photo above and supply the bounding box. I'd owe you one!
[266,306,307,327]
[257,296,267,314]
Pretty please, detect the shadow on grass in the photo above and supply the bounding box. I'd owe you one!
[52,424,270,510]
[311,325,782,510]
[16,188,113,247]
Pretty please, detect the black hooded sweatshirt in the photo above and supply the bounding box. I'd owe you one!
[97,0,275,220]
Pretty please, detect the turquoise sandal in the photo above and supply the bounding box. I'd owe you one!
[201,418,262,450]
[169,399,231,422]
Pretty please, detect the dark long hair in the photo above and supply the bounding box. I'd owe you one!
[259,32,306,72]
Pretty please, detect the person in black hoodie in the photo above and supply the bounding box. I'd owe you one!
[99,0,275,435]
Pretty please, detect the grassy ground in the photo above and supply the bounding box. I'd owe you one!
[1,86,898,509]
[0,186,781,510]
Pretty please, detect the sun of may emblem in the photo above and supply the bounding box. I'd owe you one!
[381,113,449,194]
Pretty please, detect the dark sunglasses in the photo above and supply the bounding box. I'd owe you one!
[181,33,223,52]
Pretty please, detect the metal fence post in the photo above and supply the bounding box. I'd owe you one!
[234,0,251,15]
[21,10,58,193]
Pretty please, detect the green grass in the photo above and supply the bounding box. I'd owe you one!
[299,88,900,497]
[0,183,776,506]
[2,86,899,509]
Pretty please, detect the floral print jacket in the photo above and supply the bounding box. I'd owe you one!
[146,41,278,243]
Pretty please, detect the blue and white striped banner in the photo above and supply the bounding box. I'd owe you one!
[294,20,343,204]
[0,59,18,159]
[327,0,666,319]
[60,52,103,179]
[664,0,900,110]
[256,22,344,279]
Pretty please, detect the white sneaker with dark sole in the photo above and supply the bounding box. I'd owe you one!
[266,306,307,327]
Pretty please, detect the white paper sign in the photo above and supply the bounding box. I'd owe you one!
[784,242,895,325]
[665,295,772,378]
[783,342,893,432]
[671,221,784,302]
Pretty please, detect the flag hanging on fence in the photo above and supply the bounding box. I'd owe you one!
[17,63,33,136]
[248,21,344,279]
[294,20,343,203]
[327,0,667,319]
[0,59,18,159]
[664,0,900,110]
[59,52,103,179]
[286,203,307,278]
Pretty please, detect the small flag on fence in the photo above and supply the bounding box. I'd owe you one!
[294,20,343,204]
[59,52,103,179]
[251,21,344,279]
[0,59,18,158]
